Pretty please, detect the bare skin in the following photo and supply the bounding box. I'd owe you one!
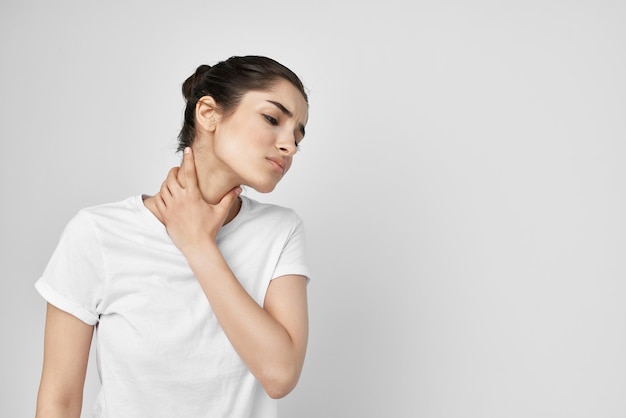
[36,304,93,418]
[152,148,309,398]
[36,80,310,415]
[144,80,310,397]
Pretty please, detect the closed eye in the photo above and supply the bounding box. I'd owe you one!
[264,114,278,125]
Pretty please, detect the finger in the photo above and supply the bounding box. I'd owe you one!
[154,193,166,212]
[217,186,242,212]
[163,167,180,195]
[159,180,171,202]
[160,169,178,200]
[166,167,179,184]
[181,147,199,190]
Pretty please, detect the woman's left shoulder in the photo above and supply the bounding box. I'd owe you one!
[244,196,299,217]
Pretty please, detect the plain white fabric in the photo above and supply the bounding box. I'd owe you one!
[35,195,310,418]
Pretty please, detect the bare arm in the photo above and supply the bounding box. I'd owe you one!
[182,245,308,399]
[155,148,309,399]
[36,303,94,418]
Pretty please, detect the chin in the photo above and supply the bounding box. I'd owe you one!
[248,179,279,194]
[252,184,278,194]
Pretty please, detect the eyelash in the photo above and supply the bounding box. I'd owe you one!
[264,114,278,125]
[264,114,301,151]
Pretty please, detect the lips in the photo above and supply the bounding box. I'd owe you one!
[267,157,286,173]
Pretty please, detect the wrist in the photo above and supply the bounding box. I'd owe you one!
[179,237,220,261]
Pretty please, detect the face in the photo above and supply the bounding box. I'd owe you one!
[209,79,309,193]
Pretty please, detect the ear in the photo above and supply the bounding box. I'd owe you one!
[195,96,221,132]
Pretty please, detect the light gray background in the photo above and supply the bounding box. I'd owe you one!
[2,1,625,417]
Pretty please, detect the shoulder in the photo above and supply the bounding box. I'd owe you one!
[72,195,144,227]
[240,196,304,233]
[243,196,302,223]
[78,195,141,219]
[64,195,143,238]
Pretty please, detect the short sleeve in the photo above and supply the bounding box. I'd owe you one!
[272,216,311,283]
[35,211,105,325]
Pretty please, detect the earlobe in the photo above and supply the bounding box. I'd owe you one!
[196,96,220,132]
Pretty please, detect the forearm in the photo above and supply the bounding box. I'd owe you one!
[183,241,306,398]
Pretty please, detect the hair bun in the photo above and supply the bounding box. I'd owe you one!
[181,64,212,101]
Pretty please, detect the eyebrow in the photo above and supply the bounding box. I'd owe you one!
[267,100,306,137]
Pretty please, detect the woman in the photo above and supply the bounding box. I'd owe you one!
[35,56,311,418]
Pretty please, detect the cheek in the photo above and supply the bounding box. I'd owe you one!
[214,126,248,157]
[284,159,293,174]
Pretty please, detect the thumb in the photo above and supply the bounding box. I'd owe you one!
[217,186,242,212]
[180,147,199,190]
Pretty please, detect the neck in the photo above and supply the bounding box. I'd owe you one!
[144,150,242,226]
[188,146,242,205]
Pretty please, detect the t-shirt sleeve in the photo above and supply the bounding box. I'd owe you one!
[35,211,105,325]
[272,215,311,283]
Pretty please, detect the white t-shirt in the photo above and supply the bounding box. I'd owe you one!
[35,195,310,418]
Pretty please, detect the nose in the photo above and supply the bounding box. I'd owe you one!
[276,132,298,156]
[278,144,297,156]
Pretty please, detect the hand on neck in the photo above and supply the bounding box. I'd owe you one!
[186,146,241,206]
[179,147,243,226]
[143,145,243,226]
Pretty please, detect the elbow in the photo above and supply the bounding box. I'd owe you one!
[265,383,295,400]
[36,387,84,418]
[265,381,296,400]
[259,364,302,399]
[36,399,83,418]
